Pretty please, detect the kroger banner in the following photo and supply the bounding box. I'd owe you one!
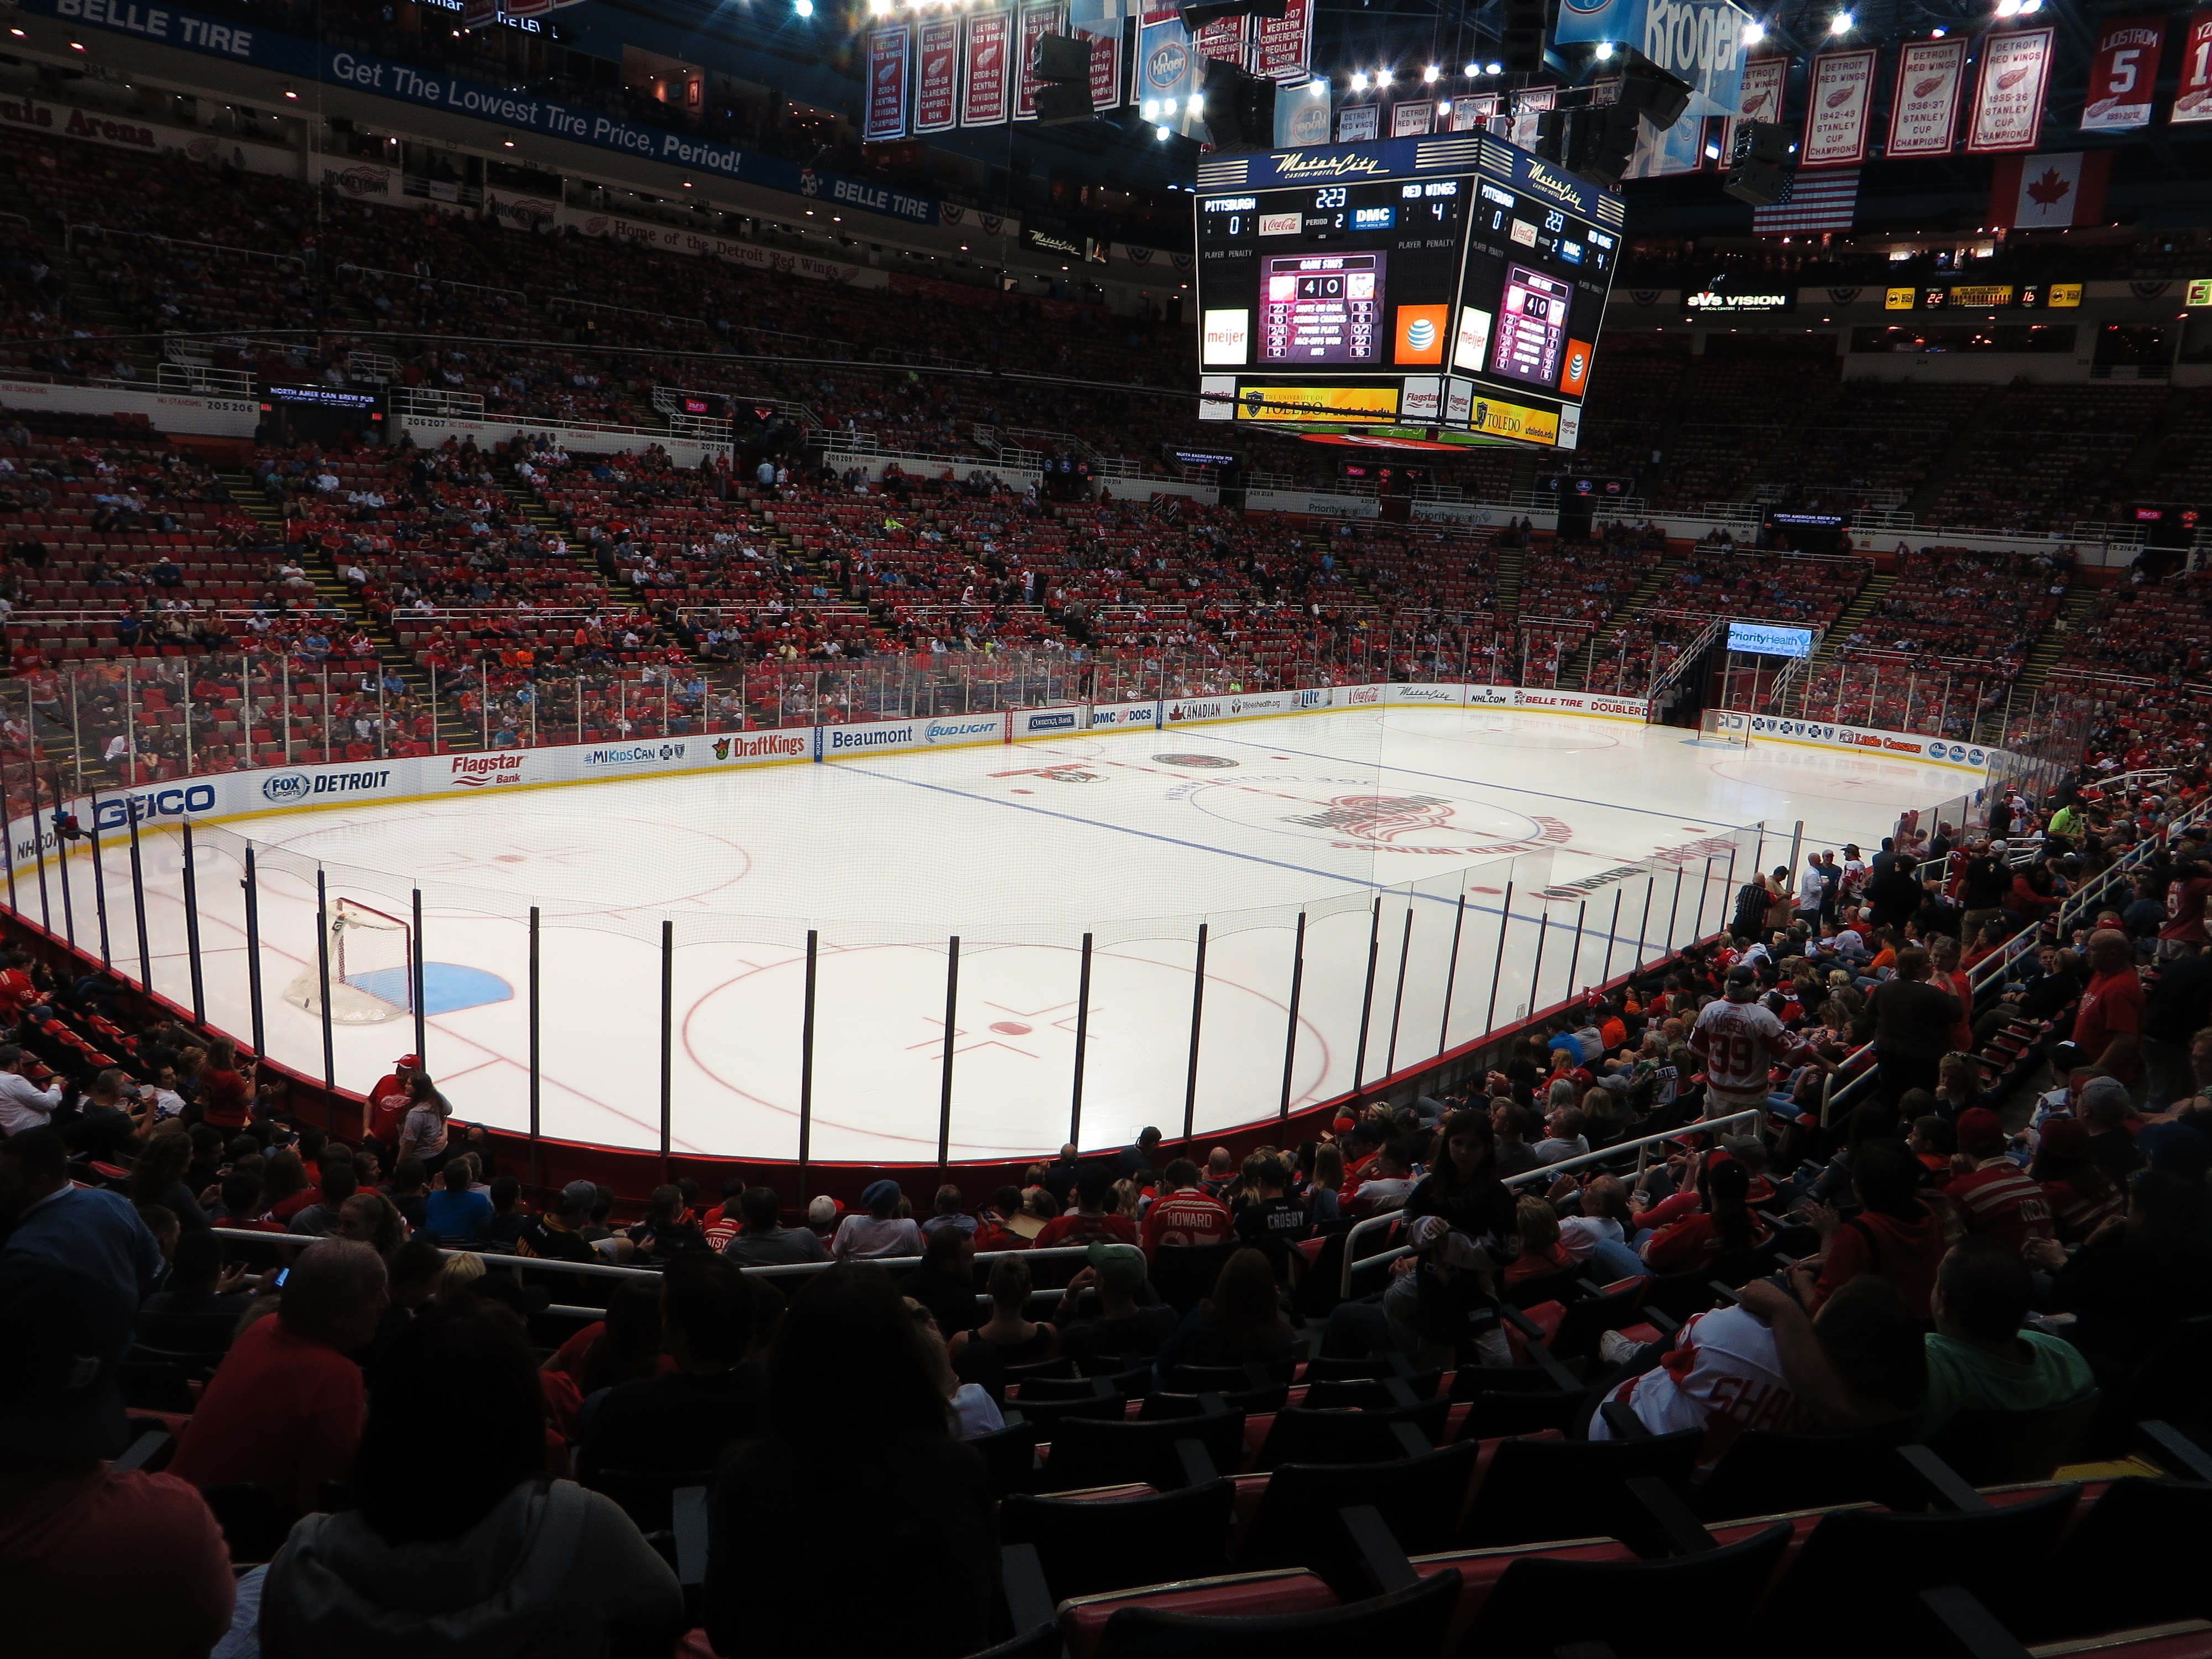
[1137,9,1204,137]
[1552,0,1752,176]
[33,0,942,223]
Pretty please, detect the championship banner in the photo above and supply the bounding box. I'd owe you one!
[1802,47,1876,166]
[1452,92,1499,131]
[1013,0,1066,119]
[1886,38,1965,156]
[1335,102,1379,140]
[1966,27,2053,152]
[1192,13,1248,68]
[2176,9,2212,124]
[863,23,910,142]
[1075,19,1124,111]
[1508,86,1554,149]
[1391,98,1435,136]
[2080,14,2163,132]
[1723,55,1786,163]
[913,17,961,133]
[962,7,1013,126]
[1248,0,1314,81]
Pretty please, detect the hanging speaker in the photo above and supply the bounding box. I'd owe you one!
[1034,82,1097,124]
[1032,33,1091,84]
[1201,58,1277,152]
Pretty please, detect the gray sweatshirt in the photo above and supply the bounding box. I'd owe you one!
[258,1478,683,1659]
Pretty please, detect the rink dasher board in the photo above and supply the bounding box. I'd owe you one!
[9,684,2009,872]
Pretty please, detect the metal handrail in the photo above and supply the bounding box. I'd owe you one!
[1822,789,2212,1125]
[208,1224,1094,1284]
[1335,1108,1767,1296]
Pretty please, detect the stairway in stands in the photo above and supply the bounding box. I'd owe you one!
[1806,568,1897,671]
[1900,384,2010,526]
[1493,540,1527,627]
[2009,584,2104,696]
[1559,544,1687,690]
[218,469,479,754]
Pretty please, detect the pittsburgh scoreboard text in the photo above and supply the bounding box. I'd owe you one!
[1194,134,1625,448]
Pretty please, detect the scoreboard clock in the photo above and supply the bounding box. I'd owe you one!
[1194,132,1624,450]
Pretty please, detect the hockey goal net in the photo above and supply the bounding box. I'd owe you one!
[281,897,414,1024]
[1699,708,1751,747]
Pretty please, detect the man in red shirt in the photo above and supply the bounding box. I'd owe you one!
[363,1052,420,1148]
[1139,1159,1233,1256]
[2160,860,2212,958]
[2071,928,2145,1088]
[1032,1166,1139,1249]
[169,1238,387,1520]
[1942,1108,2054,1258]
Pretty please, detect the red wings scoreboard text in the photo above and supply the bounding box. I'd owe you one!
[1193,136,1624,448]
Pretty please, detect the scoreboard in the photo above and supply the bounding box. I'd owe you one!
[1194,133,1625,450]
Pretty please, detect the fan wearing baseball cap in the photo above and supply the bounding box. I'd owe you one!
[1942,1108,2055,1258]
[1688,965,1830,1118]
[0,1259,235,1659]
[364,1052,422,1150]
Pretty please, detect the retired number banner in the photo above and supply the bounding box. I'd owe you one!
[1802,48,1877,166]
[2171,9,2212,124]
[1886,38,1965,156]
[2081,15,2164,132]
[962,8,1013,126]
[1966,27,2054,152]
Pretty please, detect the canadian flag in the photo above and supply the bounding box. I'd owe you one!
[1988,150,2112,229]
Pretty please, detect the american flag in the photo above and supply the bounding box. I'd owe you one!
[1751,169,1861,236]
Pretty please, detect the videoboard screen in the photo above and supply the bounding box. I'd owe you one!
[1194,133,1623,450]
[1199,177,1469,372]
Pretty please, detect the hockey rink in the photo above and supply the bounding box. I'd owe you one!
[31,707,1968,1161]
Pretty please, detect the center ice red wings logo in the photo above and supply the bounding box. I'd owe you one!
[1284,794,1458,842]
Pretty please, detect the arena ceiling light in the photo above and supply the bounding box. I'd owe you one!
[793,0,813,16]
[1423,63,1440,81]
[1741,18,1765,43]
[1350,70,1370,90]
[1375,66,1394,85]
[1828,9,1852,32]
[1592,40,1614,58]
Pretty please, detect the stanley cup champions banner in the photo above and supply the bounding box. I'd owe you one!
[1887,38,1965,156]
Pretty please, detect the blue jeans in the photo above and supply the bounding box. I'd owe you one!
[1590,1239,1651,1280]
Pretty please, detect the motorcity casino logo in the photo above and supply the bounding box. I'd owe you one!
[262,768,394,803]
[1154,754,1239,768]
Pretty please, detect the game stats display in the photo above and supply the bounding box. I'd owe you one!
[1195,138,1622,448]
